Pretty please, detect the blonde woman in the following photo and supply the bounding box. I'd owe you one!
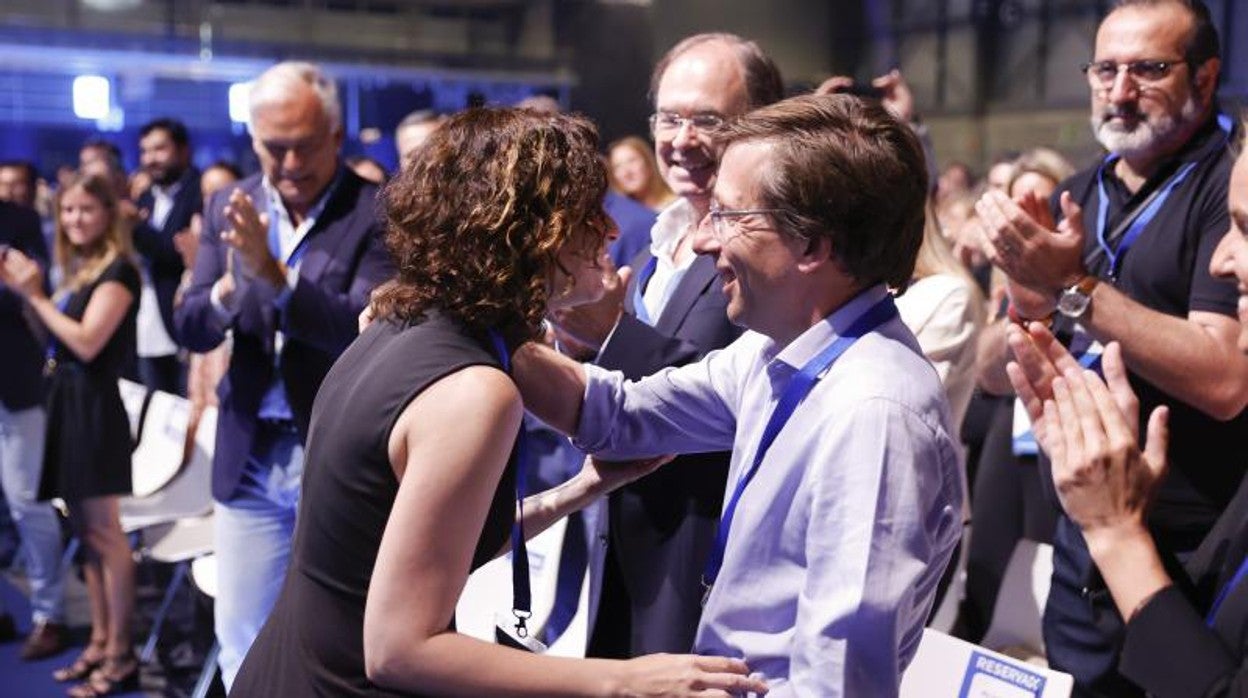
[0,173,140,696]
[608,135,676,211]
[896,210,987,432]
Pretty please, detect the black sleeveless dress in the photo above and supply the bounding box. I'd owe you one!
[39,257,140,501]
[231,313,517,697]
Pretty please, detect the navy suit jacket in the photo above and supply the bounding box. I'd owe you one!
[590,248,741,656]
[174,168,392,502]
[0,201,49,410]
[135,167,202,343]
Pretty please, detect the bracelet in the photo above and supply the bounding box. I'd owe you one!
[1006,301,1055,328]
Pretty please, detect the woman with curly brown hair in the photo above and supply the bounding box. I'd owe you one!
[230,108,765,697]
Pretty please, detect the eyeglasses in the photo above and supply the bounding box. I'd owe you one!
[707,204,786,241]
[649,112,727,139]
[1080,59,1187,89]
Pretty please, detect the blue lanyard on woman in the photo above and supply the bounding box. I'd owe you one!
[486,329,535,637]
[43,295,72,376]
[700,294,899,602]
[1093,113,1233,280]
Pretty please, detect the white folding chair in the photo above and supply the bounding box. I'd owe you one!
[117,378,149,440]
[456,517,587,654]
[120,405,215,533]
[901,628,1072,697]
[137,513,215,663]
[980,539,1055,657]
[130,390,191,498]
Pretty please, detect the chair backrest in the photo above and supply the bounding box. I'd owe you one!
[901,628,1073,698]
[191,554,218,600]
[146,513,215,565]
[456,516,587,655]
[980,539,1055,655]
[119,405,215,533]
[130,390,191,498]
[117,378,149,439]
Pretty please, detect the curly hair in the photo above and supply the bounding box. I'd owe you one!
[374,107,609,339]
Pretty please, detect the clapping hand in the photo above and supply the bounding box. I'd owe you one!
[0,247,45,300]
[1006,324,1169,535]
[221,188,282,286]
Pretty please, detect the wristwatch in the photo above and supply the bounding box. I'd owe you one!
[1057,275,1100,319]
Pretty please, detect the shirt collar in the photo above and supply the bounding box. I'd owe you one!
[765,284,891,371]
[261,166,343,230]
[649,197,699,260]
[151,179,182,200]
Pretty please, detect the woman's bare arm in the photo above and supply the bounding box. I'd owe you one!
[364,365,763,697]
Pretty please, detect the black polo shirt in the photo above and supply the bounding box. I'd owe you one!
[1053,114,1243,549]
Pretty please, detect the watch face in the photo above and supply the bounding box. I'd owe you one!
[1057,288,1091,318]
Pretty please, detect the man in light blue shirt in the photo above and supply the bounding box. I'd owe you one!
[514,93,963,696]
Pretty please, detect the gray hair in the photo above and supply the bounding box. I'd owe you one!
[249,61,342,132]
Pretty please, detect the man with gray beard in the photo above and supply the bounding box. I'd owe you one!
[973,1,1248,694]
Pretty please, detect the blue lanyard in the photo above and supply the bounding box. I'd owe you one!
[486,329,535,635]
[701,294,899,596]
[1094,113,1233,280]
[1207,552,1248,627]
[43,295,72,374]
[266,204,312,270]
[630,256,659,326]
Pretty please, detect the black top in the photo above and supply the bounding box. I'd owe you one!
[1121,470,1248,697]
[1053,116,1245,548]
[231,312,517,697]
[0,201,50,410]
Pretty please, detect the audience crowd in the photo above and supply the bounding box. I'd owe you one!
[0,1,1245,696]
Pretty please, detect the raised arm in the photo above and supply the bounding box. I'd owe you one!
[364,365,764,697]
[981,189,1248,419]
[511,341,590,436]
[0,251,134,363]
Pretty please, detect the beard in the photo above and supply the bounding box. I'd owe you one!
[1092,94,1201,160]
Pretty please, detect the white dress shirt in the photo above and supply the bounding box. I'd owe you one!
[574,285,964,697]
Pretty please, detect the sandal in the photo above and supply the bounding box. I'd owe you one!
[52,646,106,683]
[67,654,139,697]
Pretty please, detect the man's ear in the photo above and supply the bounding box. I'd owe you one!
[795,234,835,273]
[1194,57,1221,106]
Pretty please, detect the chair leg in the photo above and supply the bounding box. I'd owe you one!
[191,641,220,698]
[140,561,189,664]
[60,536,80,572]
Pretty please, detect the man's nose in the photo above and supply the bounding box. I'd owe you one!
[691,212,718,255]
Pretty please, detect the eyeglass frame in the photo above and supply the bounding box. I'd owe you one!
[1079,58,1189,89]
[706,204,788,242]
[648,111,728,139]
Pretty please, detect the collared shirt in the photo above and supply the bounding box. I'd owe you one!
[574,285,964,697]
[639,198,699,322]
[149,180,182,231]
[136,180,184,357]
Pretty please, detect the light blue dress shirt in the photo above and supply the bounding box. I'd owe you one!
[574,285,964,697]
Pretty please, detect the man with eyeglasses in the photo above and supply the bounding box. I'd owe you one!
[514,93,962,697]
[547,33,782,661]
[972,1,1248,694]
